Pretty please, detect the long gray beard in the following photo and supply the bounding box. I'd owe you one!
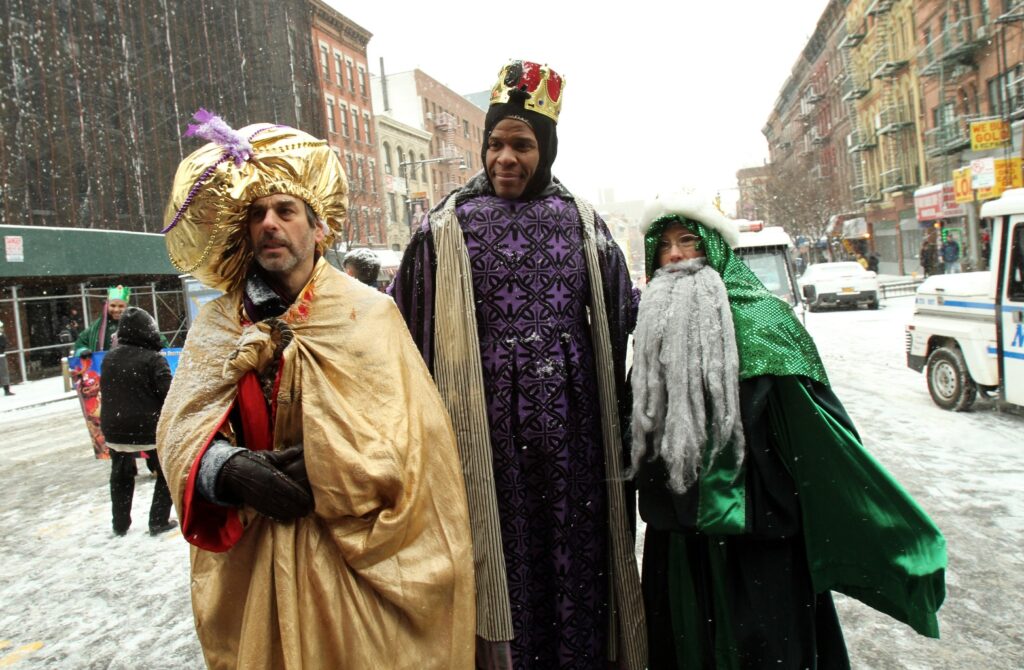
[629,258,745,494]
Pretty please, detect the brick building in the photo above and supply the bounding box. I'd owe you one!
[310,1,386,248]
[372,70,486,211]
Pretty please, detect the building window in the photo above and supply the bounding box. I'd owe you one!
[363,113,372,144]
[420,153,427,181]
[383,142,392,175]
[388,192,397,220]
[339,103,349,137]
[334,52,343,87]
[325,96,336,134]
[465,150,473,170]
[346,60,355,92]
[463,119,470,138]
[369,160,377,192]
[357,157,365,191]
[397,147,406,173]
[319,44,329,79]
[345,153,354,186]
[358,66,367,96]
[351,207,360,241]
[352,108,361,142]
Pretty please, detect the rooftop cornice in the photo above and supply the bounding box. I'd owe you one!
[310,0,372,48]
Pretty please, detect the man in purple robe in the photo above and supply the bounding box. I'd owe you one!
[390,60,646,669]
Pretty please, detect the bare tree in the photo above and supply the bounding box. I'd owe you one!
[762,161,841,243]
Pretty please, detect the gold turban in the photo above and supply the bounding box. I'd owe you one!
[162,123,348,291]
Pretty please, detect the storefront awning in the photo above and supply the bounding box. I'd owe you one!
[0,225,178,279]
[841,217,869,239]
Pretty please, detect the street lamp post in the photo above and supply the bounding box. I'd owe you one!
[397,157,467,232]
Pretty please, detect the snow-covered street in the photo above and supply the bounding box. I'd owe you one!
[0,294,1021,668]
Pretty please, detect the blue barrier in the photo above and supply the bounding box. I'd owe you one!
[68,348,183,376]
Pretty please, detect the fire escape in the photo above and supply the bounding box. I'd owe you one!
[868,0,916,194]
[430,111,464,194]
[841,16,878,205]
[918,8,990,180]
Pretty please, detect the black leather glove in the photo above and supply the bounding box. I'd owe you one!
[215,450,313,521]
[262,445,311,497]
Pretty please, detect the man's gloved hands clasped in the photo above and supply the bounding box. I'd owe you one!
[215,445,314,521]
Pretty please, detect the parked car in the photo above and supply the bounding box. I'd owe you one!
[797,262,880,311]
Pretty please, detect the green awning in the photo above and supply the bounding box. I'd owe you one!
[0,225,178,278]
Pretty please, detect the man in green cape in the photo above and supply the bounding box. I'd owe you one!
[630,191,946,669]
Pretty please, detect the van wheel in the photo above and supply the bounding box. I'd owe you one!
[926,346,977,411]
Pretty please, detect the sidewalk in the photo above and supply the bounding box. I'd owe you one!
[0,375,78,414]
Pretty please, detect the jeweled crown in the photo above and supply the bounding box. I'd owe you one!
[489,60,564,123]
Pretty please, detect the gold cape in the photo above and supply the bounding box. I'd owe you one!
[157,260,475,669]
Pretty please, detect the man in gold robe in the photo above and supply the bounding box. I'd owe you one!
[157,111,475,669]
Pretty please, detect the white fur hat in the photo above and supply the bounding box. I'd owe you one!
[640,190,741,248]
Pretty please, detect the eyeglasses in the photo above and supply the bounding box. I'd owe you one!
[657,234,702,251]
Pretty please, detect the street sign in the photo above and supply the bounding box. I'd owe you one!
[971,157,996,188]
[953,167,973,204]
[4,236,24,262]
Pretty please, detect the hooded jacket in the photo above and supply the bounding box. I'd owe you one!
[99,307,172,445]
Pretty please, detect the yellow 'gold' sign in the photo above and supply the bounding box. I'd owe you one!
[970,119,1010,150]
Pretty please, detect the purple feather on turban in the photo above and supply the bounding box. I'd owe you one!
[183,108,253,167]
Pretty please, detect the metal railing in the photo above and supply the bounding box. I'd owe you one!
[881,279,924,299]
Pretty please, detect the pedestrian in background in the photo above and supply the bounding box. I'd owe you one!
[342,247,381,287]
[99,306,175,536]
[942,234,961,274]
[919,230,939,277]
[0,321,13,396]
[74,286,130,355]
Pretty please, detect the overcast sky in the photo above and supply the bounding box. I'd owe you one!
[333,1,828,211]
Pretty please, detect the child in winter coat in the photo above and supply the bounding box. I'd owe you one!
[99,307,176,536]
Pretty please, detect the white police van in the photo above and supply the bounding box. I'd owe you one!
[905,188,1024,410]
[733,221,804,319]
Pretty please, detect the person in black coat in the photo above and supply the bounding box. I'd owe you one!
[99,307,176,536]
[0,321,13,396]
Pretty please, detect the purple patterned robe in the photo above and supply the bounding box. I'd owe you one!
[391,183,639,669]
